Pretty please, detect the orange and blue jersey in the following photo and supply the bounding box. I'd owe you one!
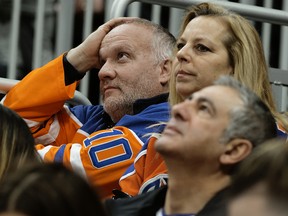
[277,123,288,139]
[119,134,168,196]
[2,54,170,198]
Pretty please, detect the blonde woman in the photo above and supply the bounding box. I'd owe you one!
[169,2,288,133]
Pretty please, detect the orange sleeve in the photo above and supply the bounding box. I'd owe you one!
[3,55,76,123]
[119,136,168,196]
[3,55,80,145]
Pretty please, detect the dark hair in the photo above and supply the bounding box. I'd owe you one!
[0,104,39,181]
[229,138,288,198]
[0,163,107,216]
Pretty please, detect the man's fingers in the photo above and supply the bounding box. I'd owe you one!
[99,17,140,34]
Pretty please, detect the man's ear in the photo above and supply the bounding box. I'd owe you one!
[220,139,253,165]
[159,59,172,86]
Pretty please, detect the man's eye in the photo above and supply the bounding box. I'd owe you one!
[176,43,185,51]
[198,103,212,116]
[199,104,209,112]
[117,52,128,60]
[99,59,106,67]
[195,44,210,52]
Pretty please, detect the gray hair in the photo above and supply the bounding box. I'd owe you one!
[215,76,277,147]
[128,19,176,64]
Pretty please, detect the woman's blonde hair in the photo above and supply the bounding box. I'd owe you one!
[169,2,288,131]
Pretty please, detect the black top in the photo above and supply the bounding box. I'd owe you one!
[104,186,228,216]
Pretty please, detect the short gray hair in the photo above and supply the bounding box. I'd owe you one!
[215,76,277,147]
[129,19,176,64]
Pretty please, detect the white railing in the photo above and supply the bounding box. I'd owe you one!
[110,0,288,26]
[1,0,288,110]
[6,0,95,97]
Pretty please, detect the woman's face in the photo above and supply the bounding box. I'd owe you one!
[175,16,233,100]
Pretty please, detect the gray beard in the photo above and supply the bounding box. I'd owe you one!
[103,97,134,123]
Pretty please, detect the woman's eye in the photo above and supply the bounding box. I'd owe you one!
[195,44,210,52]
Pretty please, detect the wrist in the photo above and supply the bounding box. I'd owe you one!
[63,53,85,85]
[66,47,93,73]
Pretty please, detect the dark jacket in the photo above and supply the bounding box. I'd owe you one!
[104,186,228,216]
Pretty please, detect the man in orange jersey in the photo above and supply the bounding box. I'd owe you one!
[2,17,175,198]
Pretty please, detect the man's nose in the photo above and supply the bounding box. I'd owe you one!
[98,62,116,80]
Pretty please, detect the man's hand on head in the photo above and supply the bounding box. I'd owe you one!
[66,17,140,73]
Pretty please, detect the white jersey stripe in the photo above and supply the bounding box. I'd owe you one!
[70,144,88,181]
[63,105,83,127]
[37,145,53,159]
[34,115,61,145]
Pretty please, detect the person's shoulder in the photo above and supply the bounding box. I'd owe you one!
[197,188,228,216]
[276,122,288,139]
[133,93,169,115]
[104,186,167,216]
[275,112,288,138]
[68,104,104,117]
[139,102,170,121]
